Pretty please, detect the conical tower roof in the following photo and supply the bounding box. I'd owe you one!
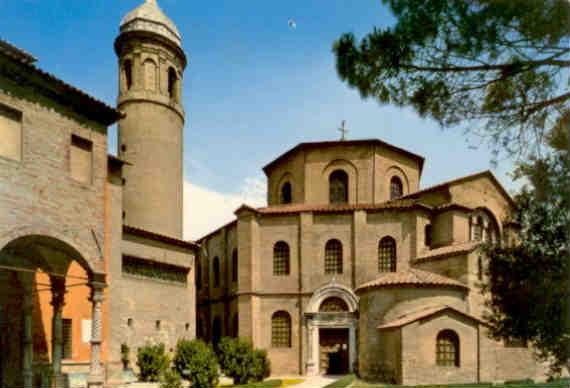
[120,0,181,47]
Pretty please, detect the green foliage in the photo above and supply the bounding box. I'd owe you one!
[324,374,356,388]
[160,369,183,388]
[217,337,270,385]
[483,127,570,373]
[172,339,219,388]
[136,343,170,382]
[232,380,282,388]
[333,0,570,159]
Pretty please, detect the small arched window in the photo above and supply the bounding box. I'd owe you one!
[123,59,133,91]
[378,237,397,272]
[320,297,348,312]
[280,182,292,204]
[271,311,291,348]
[231,249,238,283]
[329,170,349,204]
[213,256,220,288]
[273,241,290,276]
[325,239,343,274]
[168,67,178,100]
[390,176,403,200]
[436,330,460,367]
[212,316,222,347]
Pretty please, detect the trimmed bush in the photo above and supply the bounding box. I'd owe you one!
[136,343,170,382]
[160,369,183,388]
[173,339,219,388]
[217,337,271,385]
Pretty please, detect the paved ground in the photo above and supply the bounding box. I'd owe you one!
[279,374,344,388]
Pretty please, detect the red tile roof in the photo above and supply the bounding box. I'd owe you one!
[262,139,425,175]
[415,242,481,262]
[355,268,468,293]
[123,225,200,250]
[377,305,487,330]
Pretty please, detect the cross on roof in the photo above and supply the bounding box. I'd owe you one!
[338,120,348,141]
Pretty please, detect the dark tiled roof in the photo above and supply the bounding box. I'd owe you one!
[377,305,487,330]
[415,242,481,262]
[0,39,122,126]
[123,225,199,251]
[262,139,425,175]
[355,268,468,293]
[197,219,237,243]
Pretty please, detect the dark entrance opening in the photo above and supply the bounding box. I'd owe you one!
[319,328,349,374]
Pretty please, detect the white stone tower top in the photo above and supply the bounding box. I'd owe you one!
[120,0,182,48]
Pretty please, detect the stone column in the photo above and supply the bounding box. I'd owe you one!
[306,320,320,376]
[50,276,66,388]
[87,282,105,388]
[21,274,34,388]
[348,324,357,373]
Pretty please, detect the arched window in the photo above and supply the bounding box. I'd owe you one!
[212,316,222,347]
[470,210,499,243]
[196,259,202,289]
[280,182,292,204]
[474,216,484,241]
[378,237,397,272]
[168,67,178,100]
[233,313,239,337]
[143,59,157,91]
[325,239,343,274]
[390,176,403,200]
[436,330,460,367]
[273,241,290,276]
[213,256,220,288]
[425,224,433,247]
[329,170,349,204]
[123,59,133,91]
[319,297,348,312]
[271,311,291,348]
[231,249,238,283]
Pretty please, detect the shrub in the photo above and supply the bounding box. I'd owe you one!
[136,343,170,382]
[173,339,219,388]
[160,369,183,388]
[217,337,271,385]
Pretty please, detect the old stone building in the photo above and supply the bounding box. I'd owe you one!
[196,139,549,384]
[0,1,196,387]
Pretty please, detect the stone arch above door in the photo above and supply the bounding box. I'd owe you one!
[306,279,359,313]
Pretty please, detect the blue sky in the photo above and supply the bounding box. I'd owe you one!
[1,0,519,238]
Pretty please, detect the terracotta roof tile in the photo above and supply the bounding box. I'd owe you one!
[123,225,199,250]
[377,305,486,330]
[355,268,468,293]
[253,199,431,215]
[415,242,481,262]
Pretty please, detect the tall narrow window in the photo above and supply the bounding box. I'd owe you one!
[477,256,483,281]
[273,241,290,276]
[213,256,220,288]
[62,318,73,359]
[425,224,433,247]
[390,176,403,200]
[271,311,291,348]
[143,59,157,91]
[324,239,343,274]
[212,316,222,347]
[70,134,93,184]
[196,260,202,289]
[231,249,238,283]
[329,170,349,204]
[473,216,483,241]
[280,182,292,204]
[378,237,397,272]
[168,67,178,100]
[436,330,460,367]
[0,104,22,161]
[123,59,133,91]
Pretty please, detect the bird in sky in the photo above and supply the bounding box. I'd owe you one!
[288,19,297,30]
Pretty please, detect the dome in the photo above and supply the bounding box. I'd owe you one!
[120,0,182,47]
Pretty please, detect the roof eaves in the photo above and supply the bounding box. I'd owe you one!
[123,224,200,251]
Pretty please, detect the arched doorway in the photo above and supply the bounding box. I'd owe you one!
[305,280,358,376]
[0,234,105,388]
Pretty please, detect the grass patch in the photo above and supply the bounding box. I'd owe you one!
[349,379,570,388]
[281,379,305,386]
[324,374,356,388]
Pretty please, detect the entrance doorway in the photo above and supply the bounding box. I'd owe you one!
[319,328,349,374]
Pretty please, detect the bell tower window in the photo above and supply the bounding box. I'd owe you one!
[280,182,292,204]
[123,60,133,91]
[168,67,178,101]
[329,170,349,204]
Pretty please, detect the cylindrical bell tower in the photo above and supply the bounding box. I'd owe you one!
[115,0,186,238]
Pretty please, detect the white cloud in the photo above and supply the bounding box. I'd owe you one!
[183,177,266,241]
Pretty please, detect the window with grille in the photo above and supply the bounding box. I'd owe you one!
[273,241,290,276]
[281,182,292,204]
[213,256,221,288]
[231,249,238,283]
[271,311,291,348]
[63,318,73,360]
[324,239,343,274]
[390,176,403,200]
[329,170,348,204]
[378,237,397,272]
[319,297,348,312]
[436,330,460,367]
